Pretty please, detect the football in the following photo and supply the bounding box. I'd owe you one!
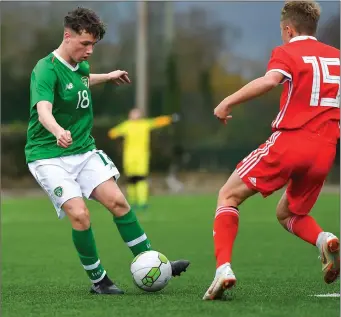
[130,250,172,292]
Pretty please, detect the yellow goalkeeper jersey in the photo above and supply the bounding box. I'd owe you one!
[108,116,172,157]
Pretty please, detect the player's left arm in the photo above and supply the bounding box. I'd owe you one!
[89,70,131,87]
[148,114,180,130]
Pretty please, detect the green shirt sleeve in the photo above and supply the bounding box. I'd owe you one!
[83,61,90,76]
[30,60,57,108]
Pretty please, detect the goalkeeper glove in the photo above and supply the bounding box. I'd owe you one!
[171,113,181,123]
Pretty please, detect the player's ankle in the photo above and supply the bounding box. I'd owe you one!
[216,262,231,274]
[316,231,338,248]
[94,274,113,287]
[316,232,325,248]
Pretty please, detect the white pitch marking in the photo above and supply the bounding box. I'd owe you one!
[310,293,340,298]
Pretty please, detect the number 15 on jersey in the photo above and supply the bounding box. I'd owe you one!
[303,56,340,108]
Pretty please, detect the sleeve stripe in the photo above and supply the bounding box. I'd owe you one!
[266,69,292,80]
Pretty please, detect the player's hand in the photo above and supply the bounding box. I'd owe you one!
[171,113,181,123]
[55,128,72,148]
[214,101,233,125]
[107,70,131,86]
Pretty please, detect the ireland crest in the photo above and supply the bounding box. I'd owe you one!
[54,186,63,198]
[81,76,89,88]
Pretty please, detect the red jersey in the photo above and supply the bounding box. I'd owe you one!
[266,36,340,137]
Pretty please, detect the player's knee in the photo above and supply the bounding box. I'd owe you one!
[276,211,287,228]
[276,202,291,228]
[218,185,240,207]
[106,193,130,217]
[65,202,90,230]
[74,210,90,230]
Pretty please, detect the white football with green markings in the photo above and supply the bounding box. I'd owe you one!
[130,250,172,292]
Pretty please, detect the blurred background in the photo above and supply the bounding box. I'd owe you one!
[1,1,340,194]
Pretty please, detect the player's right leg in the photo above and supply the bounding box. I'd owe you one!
[203,170,257,300]
[62,198,124,294]
[204,131,288,300]
[28,159,123,295]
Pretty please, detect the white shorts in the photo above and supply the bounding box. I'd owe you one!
[28,149,120,219]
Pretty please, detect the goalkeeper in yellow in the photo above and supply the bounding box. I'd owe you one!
[108,108,179,210]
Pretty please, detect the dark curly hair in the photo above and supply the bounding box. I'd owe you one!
[64,7,106,40]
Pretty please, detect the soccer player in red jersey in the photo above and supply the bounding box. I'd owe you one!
[203,1,340,300]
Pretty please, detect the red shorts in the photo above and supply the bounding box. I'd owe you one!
[236,129,337,215]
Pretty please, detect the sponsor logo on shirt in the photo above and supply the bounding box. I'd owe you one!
[65,83,73,90]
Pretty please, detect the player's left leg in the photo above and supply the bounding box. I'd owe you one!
[91,179,189,276]
[276,138,339,284]
[277,186,340,284]
[79,150,190,277]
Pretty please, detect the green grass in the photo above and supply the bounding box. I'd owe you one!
[2,192,340,317]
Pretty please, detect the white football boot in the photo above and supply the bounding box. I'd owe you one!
[316,232,340,284]
[203,263,236,300]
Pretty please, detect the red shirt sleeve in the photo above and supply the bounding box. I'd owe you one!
[266,47,292,82]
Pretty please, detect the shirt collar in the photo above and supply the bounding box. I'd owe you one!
[289,36,317,43]
[53,50,79,72]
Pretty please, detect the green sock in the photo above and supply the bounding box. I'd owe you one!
[72,226,106,283]
[114,209,152,256]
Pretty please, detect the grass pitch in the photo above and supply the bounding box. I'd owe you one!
[2,192,340,317]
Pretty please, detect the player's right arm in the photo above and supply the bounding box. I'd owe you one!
[37,101,72,148]
[107,122,128,139]
[213,47,291,124]
[31,61,72,148]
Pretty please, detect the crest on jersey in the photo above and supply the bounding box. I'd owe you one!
[54,186,63,198]
[81,76,89,88]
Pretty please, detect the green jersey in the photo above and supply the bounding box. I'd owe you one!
[25,51,96,163]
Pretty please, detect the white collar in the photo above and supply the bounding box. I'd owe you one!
[53,50,79,71]
[289,36,317,43]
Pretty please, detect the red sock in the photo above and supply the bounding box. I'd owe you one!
[287,215,323,246]
[214,206,239,268]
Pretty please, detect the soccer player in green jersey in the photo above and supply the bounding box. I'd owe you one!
[25,7,189,295]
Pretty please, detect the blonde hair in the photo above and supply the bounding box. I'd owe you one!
[281,1,321,35]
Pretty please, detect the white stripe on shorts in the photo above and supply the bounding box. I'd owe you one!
[237,131,281,178]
